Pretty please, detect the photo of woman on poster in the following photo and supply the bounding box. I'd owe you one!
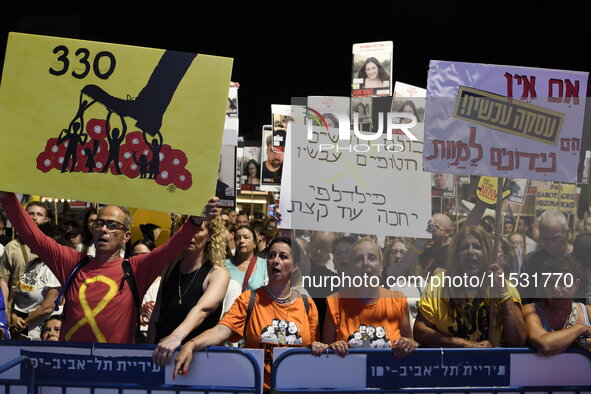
[351,97,372,132]
[355,102,370,123]
[245,159,261,186]
[322,113,339,128]
[398,100,421,123]
[240,147,262,190]
[358,57,390,89]
[351,42,393,97]
[391,96,425,125]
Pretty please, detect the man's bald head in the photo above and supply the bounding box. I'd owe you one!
[98,205,132,230]
[538,210,570,257]
[308,231,336,265]
[312,231,336,244]
[431,213,453,246]
[432,213,453,229]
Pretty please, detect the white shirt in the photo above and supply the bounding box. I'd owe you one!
[13,259,61,340]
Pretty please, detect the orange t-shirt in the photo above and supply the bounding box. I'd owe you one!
[326,287,407,348]
[219,287,319,390]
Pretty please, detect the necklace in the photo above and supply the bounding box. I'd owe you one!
[178,263,201,305]
[265,286,292,304]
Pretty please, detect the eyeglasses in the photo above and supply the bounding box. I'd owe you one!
[91,219,127,232]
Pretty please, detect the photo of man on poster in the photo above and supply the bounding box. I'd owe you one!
[261,133,283,186]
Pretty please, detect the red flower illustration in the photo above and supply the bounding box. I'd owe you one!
[44,138,66,156]
[125,131,148,152]
[120,144,134,163]
[136,147,153,163]
[94,140,109,160]
[158,144,174,167]
[86,119,108,140]
[36,152,54,173]
[169,149,188,170]
[109,159,126,175]
[121,161,140,178]
[173,169,193,190]
[93,156,108,173]
[52,154,66,170]
[155,167,176,186]
[74,154,87,172]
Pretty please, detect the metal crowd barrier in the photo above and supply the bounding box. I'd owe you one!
[0,355,36,393]
[0,341,262,393]
[272,347,591,393]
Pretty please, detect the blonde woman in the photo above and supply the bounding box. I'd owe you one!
[150,216,230,366]
[414,226,527,348]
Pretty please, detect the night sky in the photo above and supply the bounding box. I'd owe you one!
[2,2,589,143]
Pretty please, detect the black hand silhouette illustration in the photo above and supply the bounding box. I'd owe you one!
[38,49,197,191]
[58,92,93,172]
[81,50,197,137]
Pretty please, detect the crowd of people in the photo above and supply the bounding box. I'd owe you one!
[0,192,590,389]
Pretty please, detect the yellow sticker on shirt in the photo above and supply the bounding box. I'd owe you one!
[17,282,34,292]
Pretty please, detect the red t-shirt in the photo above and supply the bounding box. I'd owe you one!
[2,193,198,343]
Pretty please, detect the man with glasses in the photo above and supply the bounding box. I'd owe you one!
[0,191,218,343]
[520,210,573,302]
[419,213,454,275]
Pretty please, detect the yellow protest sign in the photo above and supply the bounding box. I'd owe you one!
[535,182,577,213]
[0,33,233,216]
[475,176,512,205]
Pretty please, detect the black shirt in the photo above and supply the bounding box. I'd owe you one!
[262,163,282,184]
[155,260,222,343]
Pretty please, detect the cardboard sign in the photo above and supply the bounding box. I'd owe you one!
[284,118,430,237]
[535,181,578,213]
[475,176,512,206]
[351,41,393,97]
[423,60,588,183]
[0,33,233,216]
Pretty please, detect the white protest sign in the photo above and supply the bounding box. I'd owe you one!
[423,60,588,183]
[284,102,431,237]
